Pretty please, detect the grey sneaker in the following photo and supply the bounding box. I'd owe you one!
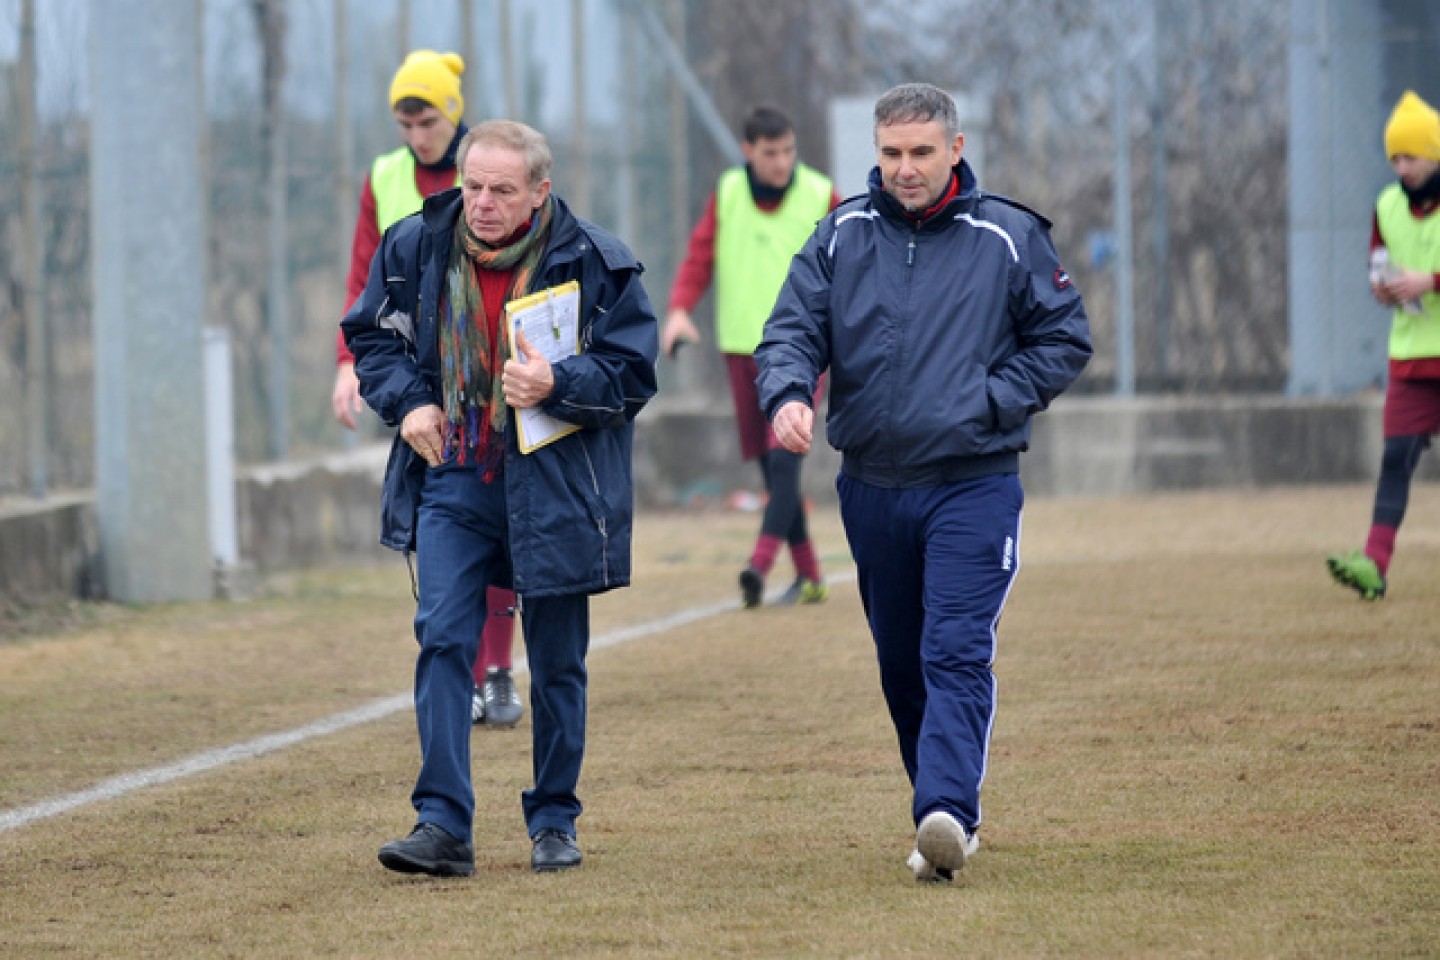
[482,667,523,727]
[531,828,582,872]
[914,810,978,878]
[470,688,486,725]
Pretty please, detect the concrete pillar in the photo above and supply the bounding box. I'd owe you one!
[1287,0,1388,396]
[90,0,212,602]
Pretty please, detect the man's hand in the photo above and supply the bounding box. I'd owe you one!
[661,308,701,357]
[400,404,447,467]
[332,362,365,430]
[503,329,555,409]
[772,400,814,455]
[1384,270,1434,304]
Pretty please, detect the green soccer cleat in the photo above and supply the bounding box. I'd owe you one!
[774,577,829,606]
[1326,550,1387,601]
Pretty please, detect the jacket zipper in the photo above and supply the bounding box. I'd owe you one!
[895,226,919,474]
[579,441,609,584]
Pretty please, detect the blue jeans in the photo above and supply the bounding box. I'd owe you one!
[837,472,1023,833]
[412,466,589,843]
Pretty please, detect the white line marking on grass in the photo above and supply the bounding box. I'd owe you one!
[0,572,854,836]
[0,695,411,835]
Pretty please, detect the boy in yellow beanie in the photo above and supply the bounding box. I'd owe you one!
[388,49,465,126]
[1328,90,1440,600]
[332,52,525,725]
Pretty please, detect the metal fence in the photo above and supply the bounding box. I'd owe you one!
[0,0,1433,499]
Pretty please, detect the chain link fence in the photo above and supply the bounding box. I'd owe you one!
[1,0,1434,498]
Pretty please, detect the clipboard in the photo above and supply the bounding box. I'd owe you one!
[505,280,583,453]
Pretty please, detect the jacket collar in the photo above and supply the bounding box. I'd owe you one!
[868,158,979,228]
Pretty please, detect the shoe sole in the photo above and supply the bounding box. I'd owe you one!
[378,850,475,877]
[916,812,975,874]
[481,715,521,728]
[531,858,582,873]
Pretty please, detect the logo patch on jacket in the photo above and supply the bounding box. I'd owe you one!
[1054,267,1072,290]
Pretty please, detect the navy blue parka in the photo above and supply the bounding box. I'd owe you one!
[756,160,1091,487]
[341,188,659,597]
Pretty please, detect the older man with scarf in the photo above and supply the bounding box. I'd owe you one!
[342,119,658,877]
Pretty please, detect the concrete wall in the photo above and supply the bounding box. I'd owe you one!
[4,395,1434,613]
[0,493,101,609]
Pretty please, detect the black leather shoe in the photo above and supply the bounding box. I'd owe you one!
[378,823,474,877]
[531,828,582,872]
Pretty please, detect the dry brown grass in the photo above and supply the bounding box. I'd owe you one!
[2,484,1439,958]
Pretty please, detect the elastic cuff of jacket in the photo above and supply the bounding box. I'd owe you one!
[548,364,572,404]
[396,394,439,425]
[768,392,812,421]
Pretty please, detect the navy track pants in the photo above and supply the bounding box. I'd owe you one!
[837,471,1023,833]
[412,465,589,844]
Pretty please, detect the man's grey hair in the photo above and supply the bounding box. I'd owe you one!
[873,83,961,142]
[457,119,553,186]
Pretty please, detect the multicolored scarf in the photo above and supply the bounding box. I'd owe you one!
[439,196,553,479]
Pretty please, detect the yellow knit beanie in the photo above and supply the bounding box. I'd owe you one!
[389,50,464,125]
[1384,90,1440,161]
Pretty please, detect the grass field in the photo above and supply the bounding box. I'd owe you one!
[2,484,1438,958]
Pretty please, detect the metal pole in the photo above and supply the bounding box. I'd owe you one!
[1317,0,1334,395]
[499,0,519,116]
[263,2,291,462]
[1113,0,1136,397]
[334,0,358,451]
[1149,0,1171,382]
[571,0,589,217]
[205,327,238,569]
[336,0,353,282]
[615,0,637,244]
[667,0,689,249]
[615,0,742,166]
[396,0,410,58]
[461,0,478,120]
[20,0,48,499]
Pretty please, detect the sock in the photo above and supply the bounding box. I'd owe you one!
[748,534,783,576]
[476,585,516,682]
[1365,524,1398,576]
[789,539,821,582]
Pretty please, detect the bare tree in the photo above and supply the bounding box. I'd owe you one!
[685,0,866,196]
[860,0,1288,392]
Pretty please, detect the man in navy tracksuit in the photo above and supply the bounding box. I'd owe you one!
[756,83,1091,882]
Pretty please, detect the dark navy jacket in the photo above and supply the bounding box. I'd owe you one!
[341,188,658,597]
[756,160,1091,487]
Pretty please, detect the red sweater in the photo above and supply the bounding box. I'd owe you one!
[336,163,458,365]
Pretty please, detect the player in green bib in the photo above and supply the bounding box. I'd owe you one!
[663,106,841,608]
[1328,90,1440,600]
